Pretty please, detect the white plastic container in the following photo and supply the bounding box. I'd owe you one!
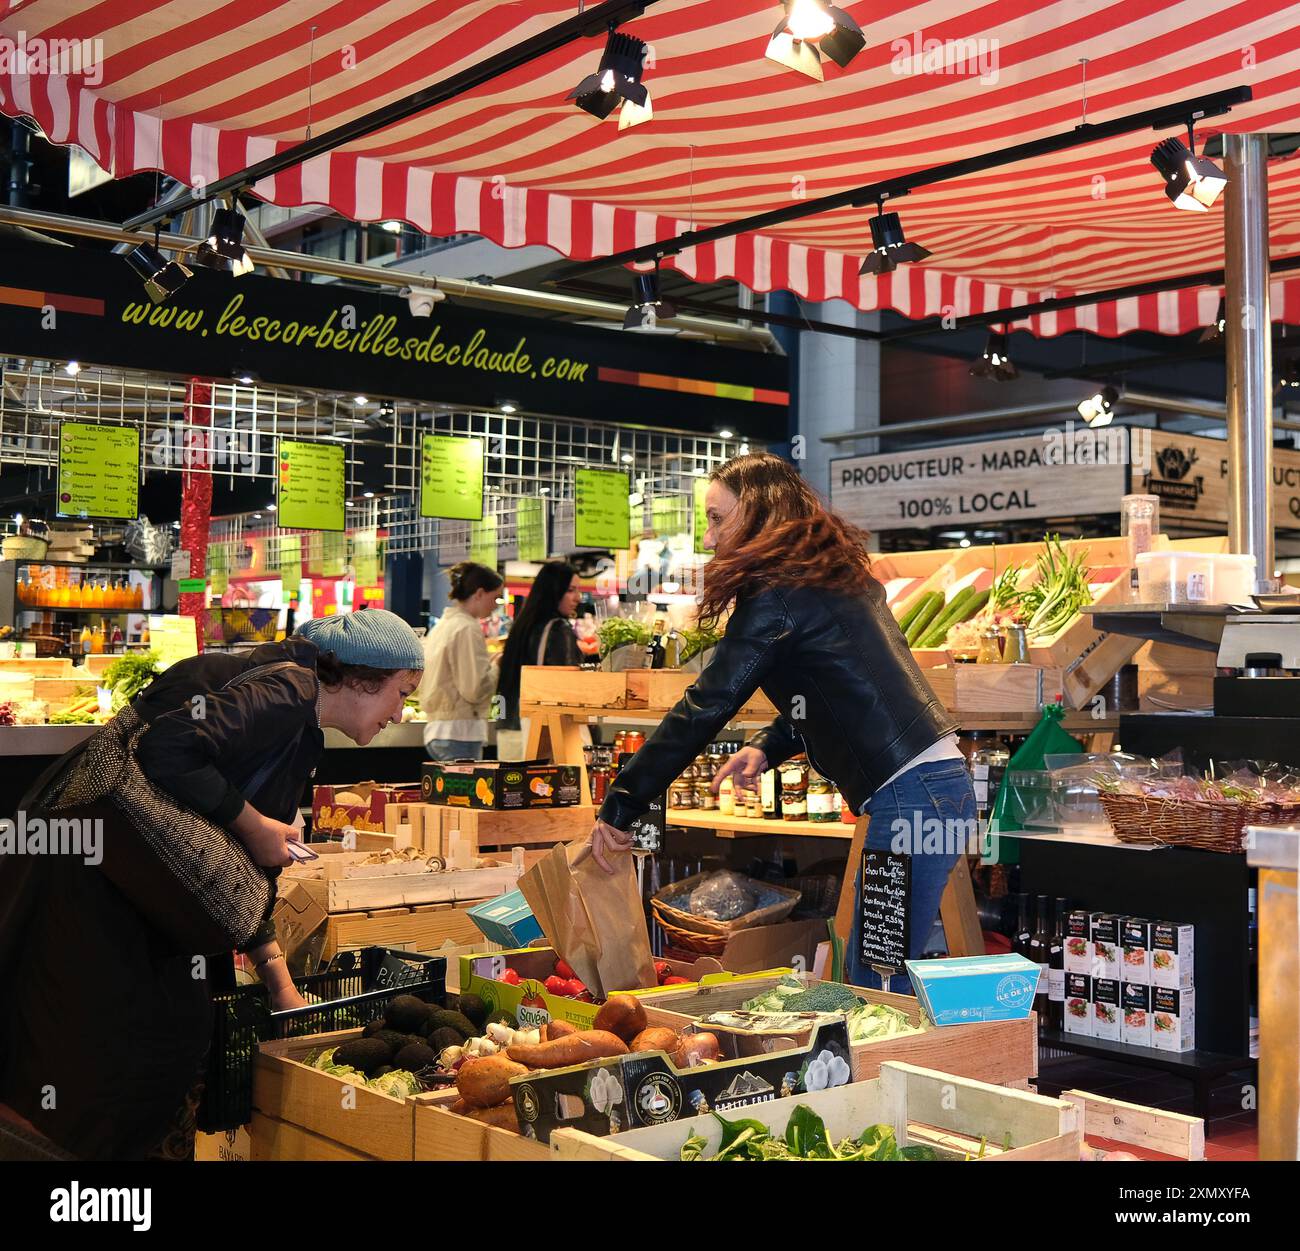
[1136,550,1256,605]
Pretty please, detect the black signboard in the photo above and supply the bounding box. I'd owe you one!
[859,849,910,972]
[0,238,787,440]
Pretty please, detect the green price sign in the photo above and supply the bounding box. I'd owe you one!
[277,535,302,589]
[421,435,484,520]
[57,422,140,521]
[516,498,547,563]
[278,439,345,532]
[575,467,631,550]
[693,477,710,555]
[353,528,380,586]
[652,495,688,537]
[320,532,348,578]
[470,516,499,568]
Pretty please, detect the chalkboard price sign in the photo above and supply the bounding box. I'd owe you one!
[859,849,910,972]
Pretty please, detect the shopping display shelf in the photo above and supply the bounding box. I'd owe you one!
[665,807,851,839]
[1034,1029,1255,1123]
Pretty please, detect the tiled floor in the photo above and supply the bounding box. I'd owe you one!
[1036,1054,1258,1160]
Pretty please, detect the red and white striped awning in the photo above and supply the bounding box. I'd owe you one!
[4,0,1300,337]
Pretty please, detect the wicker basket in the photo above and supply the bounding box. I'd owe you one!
[652,910,729,955]
[651,871,802,939]
[1099,791,1300,854]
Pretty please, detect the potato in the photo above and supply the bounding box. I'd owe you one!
[592,993,647,1043]
[629,1027,680,1054]
[455,1053,528,1108]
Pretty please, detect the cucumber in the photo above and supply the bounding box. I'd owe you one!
[922,588,993,648]
[904,593,944,646]
[895,595,926,634]
[918,587,974,647]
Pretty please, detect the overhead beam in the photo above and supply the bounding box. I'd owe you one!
[546,86,1252,283]
[123,0,658,231]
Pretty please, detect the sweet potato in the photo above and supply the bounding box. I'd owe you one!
[505,1029,629,1069]
[463,1102,520,1132]
[456,1053,528,1108]
[592,994,647,1043]
[544,1019,579,1042]
[629,1027,680,1054]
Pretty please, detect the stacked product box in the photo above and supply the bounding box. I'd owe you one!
[1061,909,1194,1052]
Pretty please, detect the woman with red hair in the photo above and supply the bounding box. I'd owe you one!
[591,452,973,991]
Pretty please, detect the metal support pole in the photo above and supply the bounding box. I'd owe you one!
[1224,134,1275,589]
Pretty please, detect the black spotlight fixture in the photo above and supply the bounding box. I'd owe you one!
[125,241,193,304]
[969,328,1018,381]
[765,1,865,80]
[1077,384,1119,428]
[1199,295,1227,344]
[569,29,651,130]
[194,205,254,276]
[623,263,677,329]
[1277,357,1300,393]
[1151,124,1228,212]
[859,203,931,275]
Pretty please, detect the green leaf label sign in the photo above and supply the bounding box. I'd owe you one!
[575,467,631,550]
[421,434,484,520]
[278,439,346,532]
[57,422,140,521]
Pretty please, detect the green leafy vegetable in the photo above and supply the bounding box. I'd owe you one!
[596,618,650,659]
[102,650,161,709]
[680,1105,937,1162]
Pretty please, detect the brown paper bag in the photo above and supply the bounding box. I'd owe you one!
[517,841,656,997]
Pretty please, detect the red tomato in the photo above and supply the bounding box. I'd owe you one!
[662,976,691,985]
[544,975,569,996]
[498,968,521,985]
[562,978,587,998]
[554,959,577,981]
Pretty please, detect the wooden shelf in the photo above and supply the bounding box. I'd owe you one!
[665,807,852,839]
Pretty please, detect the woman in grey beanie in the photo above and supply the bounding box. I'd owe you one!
[1,608,423,1161]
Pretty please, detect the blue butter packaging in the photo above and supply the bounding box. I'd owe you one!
[904,954,1042,1026]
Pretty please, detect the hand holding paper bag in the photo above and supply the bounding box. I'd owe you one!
[517,840,656,998]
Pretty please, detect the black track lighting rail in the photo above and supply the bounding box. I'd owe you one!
[546,85,1251,284]
[123,0,658,232]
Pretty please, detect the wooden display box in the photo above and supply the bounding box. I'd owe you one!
[550,1060,1077,1161]
[639,975,1038,1089]
[520,666,647,709]
[871,548,964,617]
[428,804,594,864]
[922,664,1064,714]
[319,902,488,963]
[412,1089,548,1161]
[251,1030,416,1160]
[1133,641,1217,714]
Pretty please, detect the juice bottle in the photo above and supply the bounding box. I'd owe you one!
[79,624,92,655]
[91,622,105,654]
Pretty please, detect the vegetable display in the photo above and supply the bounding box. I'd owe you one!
[1013,535,1092,641]
[680,1105,938,1162]
[596,617,651,658]
[102,651,161,710]
[723,978,922,1044]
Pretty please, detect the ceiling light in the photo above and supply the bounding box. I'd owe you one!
[405,284,444,317]
[354,395,368,406]
[765,1,865,81]
[959,538,972,548]
[539,486,551,495]
[253,513,262,519]
[859,206,931,275]
[570,30,652,130]
[624,263,677,329]
[267,503,276,511]
[969,329,1018,381]
[380,220,403,234]
[1200,296,1227,344]
[194,206,254,276]
[1078,385,1119,427]
[363,491,374,498]
[718,429,734,440]
[64,361,81,376]
[125,242,192,304]
[1150,128,1227,212]
[501,403,517,414]
[739,442,750,454]
[620,453,634,464]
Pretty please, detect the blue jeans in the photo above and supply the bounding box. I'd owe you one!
[845,759,977,995]
[425,739,484,762]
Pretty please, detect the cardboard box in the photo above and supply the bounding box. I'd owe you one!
[312,781,423,835]
[1092,977,1122,1041]
[1064,973,1092,1036]
[271,881,327,964]
[1122,981,1152,1046]
[1090,913,1123,981]
[1064,910,1092,975]
[1151,987,1195,1052]
[664,918,830,976]
[1151,921,1195,990]
[904,954,1042,1026]
[511,1019,853,1144]
[1121,917,1153,984]
[195,1125,251,1162]
[465,890,543,948]
[421,760,581,810]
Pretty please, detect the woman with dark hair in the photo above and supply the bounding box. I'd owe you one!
[418,561,505,762]
[590,453,973,991]
[496,560,583,732]
[0,609,424,1159]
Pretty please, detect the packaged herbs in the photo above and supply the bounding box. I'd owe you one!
[680,1104,938,1161]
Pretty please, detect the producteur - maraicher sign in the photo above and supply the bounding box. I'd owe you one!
[0,239,788,439]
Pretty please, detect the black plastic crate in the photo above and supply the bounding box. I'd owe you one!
[197,946,446,1133]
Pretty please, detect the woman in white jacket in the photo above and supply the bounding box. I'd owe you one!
[419,562,504,760]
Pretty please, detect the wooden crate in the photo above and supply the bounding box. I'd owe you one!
[321,902,489,962]
[640,976,1038,1089]
[252,1030,416,1160]
[1062,1090,1205,1161]
[299,861,519,913]
[520,666,645,709]
[872,548,965,618]
[431,804,594,856]
[1133,641,1216,713]
[412,1089,549,1161]
[549,1060,1077,1161]
[922,664,1062,714]
[0,657,76,677]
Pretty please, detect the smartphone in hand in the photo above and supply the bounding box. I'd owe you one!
[286,839,319,862]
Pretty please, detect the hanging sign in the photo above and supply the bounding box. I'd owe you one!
[469,516,499,569]
[207,543,229,596]
[320,532,348,578]
[859,849,911,973]
[574,468,631,550]
[421,435,484,520]
[277,535,302,590]
[353,529,380,585]
[651,495,689,537]
[56,422,139,520]
[278,439,346,532]
[516,498,547,563]
[693,477,711,555]
[149,614,200,670]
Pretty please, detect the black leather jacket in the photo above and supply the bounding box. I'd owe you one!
[597,579,956,830]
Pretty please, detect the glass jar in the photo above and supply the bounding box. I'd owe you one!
[806,772,836,822]
[1001,623,1029,664]
[970,736,1010,825]
[976,627,1003,664]
[780,756,808,821]
[694,776,717,811]
[718,777,735,817]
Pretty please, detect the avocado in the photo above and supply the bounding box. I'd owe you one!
[427,1008,477,1040]
[332,1037,392,1076]
[453,993,488,1030]
[370,1029,420,1059]
[384,994,432,1034]
[393,1042,438,1073]
[373,1065,395,1077]
[428,1027,464,1054]
[362,1018,386,1038]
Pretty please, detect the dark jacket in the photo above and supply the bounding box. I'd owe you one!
[597,579,957,830]
[501,614,584,728]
